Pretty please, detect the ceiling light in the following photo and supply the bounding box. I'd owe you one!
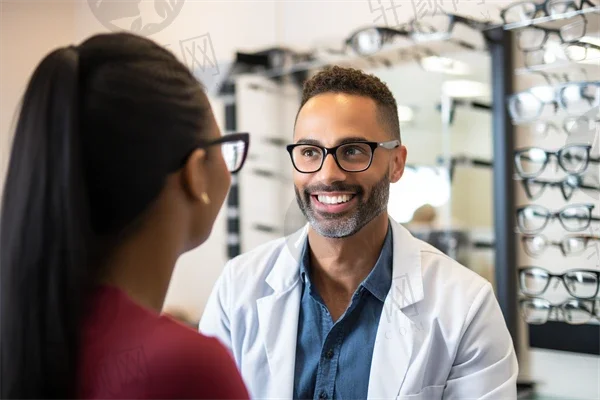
[420,56,471,75]
[442,80,490,98]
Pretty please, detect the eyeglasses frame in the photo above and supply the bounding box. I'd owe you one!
[286,139,400,174]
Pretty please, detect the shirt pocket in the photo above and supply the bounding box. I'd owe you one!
[396,384,445,400]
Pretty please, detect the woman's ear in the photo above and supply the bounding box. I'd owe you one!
[180,148,208,202]
[390,145,407,183]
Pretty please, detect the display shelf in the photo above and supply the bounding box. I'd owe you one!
[503,6,600,30]
[514,57,600,75]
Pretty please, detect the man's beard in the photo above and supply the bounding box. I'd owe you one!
[294,171,390,238]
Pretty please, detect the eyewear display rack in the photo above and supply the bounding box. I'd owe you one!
[212,23,519,356]
[504,4,600,357]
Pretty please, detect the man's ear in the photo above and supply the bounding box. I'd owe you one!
[180,148,208,202]
[390,145,407,183]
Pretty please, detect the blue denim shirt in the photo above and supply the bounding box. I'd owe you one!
[293,225,393,400]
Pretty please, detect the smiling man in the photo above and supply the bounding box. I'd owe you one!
[200,66,518,400]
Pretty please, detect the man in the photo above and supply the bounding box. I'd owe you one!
[200,66,518,399]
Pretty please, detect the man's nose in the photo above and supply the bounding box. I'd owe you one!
[316,153,347,184]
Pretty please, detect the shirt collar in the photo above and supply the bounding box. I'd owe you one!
[298,222,393,302]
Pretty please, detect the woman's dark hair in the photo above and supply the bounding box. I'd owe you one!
[0,32,210,399]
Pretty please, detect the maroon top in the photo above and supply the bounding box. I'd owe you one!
[78,285,249,399]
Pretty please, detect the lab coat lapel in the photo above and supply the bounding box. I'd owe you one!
[368,219,425,399]
[256,224,308,399]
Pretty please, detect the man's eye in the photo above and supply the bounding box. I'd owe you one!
[344,146,365,156]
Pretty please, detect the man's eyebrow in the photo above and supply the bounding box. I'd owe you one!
[294,136,370,146]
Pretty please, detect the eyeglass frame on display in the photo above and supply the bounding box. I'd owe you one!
[285,139,400,174]
[519,266,600,299]
[181,132,250,174]
[508,81,600,122]
[500,0,596,25]
[519,296,600,325]
[515,15,588,51]
[523,41,600,68]
[519,173,600,200]
[514,144,597,178]
[515,203,600,233]
[521,233,600,257]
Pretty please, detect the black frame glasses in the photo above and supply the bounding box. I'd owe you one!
[501,0,596,24]
[508,81,600,121]
[519,297,599,325]
[516,203,599,233]
[521,233,600,257]
[519,174,600,200]
[193,132,250,174]
[514,144,596,178]
[516,15,588,51]
[519,266,600,299]
[286,140,400,174]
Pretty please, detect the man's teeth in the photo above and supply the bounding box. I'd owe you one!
[317,194,353,205]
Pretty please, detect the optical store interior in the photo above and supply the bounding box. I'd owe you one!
[1,1,599,399]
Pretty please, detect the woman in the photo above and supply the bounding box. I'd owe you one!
[0,32,251,399]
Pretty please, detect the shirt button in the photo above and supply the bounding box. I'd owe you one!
[319,391,328,400]
[325,349,334,359]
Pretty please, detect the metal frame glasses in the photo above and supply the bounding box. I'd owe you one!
[521,233,600,257]
[516,203,599,233]
[508,81,600,122]
[519,266,600,299]
[520,297,599,325]
[286,140,400,173]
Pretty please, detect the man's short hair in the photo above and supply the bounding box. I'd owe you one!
[297,66,401,142]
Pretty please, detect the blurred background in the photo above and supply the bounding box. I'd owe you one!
[1,1,599,399]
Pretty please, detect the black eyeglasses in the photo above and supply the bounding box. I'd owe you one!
[516,203,599,233]
[286,140,400,173]
[514,144,596,178]
[508,81,600,122]
[191,132,249,174]
[520,297,599,325]
[501,0,596,24]
[516,15,588,52]
[521,233,600,257]
[519,267,600,300]
[520,174,600,200]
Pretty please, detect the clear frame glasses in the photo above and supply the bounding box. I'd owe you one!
[521,234,600,257]
[508,81,600,121]
[520,297,599,325]
[286,140,400,173]
[524,42,600,67]
[519,267,600,299]
[516,203,599,233]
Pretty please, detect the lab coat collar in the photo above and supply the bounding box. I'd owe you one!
[265,217,424,307]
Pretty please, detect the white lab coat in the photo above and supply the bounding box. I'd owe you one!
[199,218,518,400]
